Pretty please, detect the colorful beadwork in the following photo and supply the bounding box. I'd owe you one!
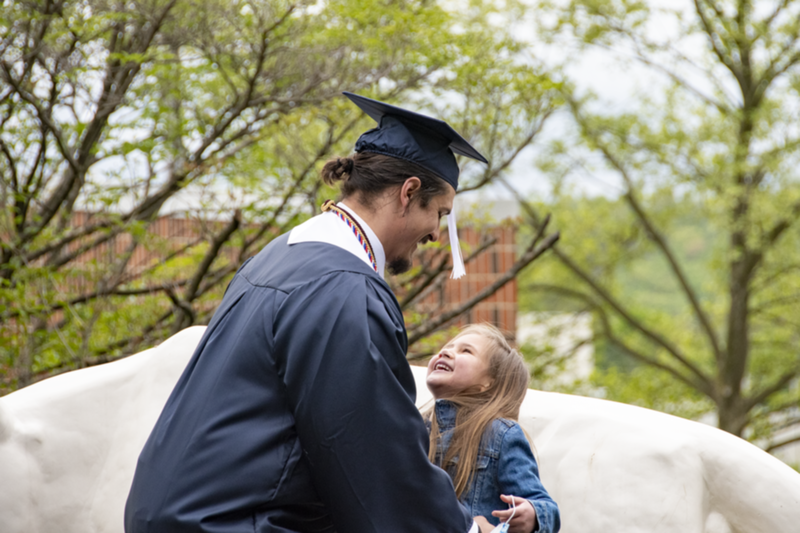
[321,200,377,272]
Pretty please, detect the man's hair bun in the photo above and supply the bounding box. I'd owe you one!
[318,152,447,209]
[321,157,355,185]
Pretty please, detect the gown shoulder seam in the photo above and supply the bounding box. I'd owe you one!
[241,266,374,291]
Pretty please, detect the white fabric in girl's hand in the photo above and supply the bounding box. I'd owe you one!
[490,498,516,533]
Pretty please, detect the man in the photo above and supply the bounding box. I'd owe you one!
[125,93,492,532]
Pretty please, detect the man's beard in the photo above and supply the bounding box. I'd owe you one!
[386,257,412,275]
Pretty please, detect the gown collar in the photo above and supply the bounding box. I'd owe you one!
[287,203,386,279]
[339,202,386,278]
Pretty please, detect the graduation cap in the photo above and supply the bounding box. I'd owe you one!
[343,92,489,279]
[343,92,487,191]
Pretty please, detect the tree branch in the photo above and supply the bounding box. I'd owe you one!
[693,0,741,81]
[584,128,724,363]
[757,198,800,255]
[458,110,552,193]
[23,217,119,264]
[408,222,560,347]
[745,368,800,412]
[502,178,716,394]
[184,210,241,302]
[400,236,497,310]
[527,282,713,396]
[765,432,800,453]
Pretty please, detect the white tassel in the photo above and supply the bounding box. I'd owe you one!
[447,204,466,279]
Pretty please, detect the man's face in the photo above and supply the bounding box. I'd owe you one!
[386,186,455,275]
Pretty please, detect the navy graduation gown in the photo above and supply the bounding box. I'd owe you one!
[124,234,472,533]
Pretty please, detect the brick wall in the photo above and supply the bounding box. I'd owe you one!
[413,224,517,338]
[63,212,518,338]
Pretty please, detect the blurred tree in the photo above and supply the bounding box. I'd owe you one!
[514,0,800,451]
[0,0,560,392]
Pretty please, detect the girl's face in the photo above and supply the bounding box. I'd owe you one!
[426,332,492,399]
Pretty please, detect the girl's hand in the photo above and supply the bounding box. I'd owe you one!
[491,494,537,533]
[473,515,494,533]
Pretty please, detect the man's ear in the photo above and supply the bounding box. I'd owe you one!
[399,177,422,212]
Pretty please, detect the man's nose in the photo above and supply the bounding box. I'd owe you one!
[430,225,441,242]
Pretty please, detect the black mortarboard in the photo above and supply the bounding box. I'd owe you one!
[343,92,488,191]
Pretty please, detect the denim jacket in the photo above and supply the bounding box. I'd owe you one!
[432,400,561,533]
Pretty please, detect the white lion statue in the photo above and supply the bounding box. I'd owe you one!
[1,326,798,532]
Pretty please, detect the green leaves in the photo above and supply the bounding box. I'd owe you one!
[520,0,800,449]
[1,0,562,392]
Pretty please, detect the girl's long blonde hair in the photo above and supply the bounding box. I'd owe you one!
[423,323,529,498]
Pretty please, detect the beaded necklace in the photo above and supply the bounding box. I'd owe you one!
[321,200,377,272]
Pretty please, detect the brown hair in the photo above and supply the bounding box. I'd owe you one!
[423,323,530,498]
[320,152,450,209]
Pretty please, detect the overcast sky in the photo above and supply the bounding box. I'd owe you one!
[484,0,704,203]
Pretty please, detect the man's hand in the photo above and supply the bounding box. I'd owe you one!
[473,515,494,533]
[491,495,537,533]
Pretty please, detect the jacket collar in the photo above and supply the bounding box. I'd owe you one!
[434,399,458,430]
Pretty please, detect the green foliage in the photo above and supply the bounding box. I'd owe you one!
[517,0,800,451]
[0,0,561,393]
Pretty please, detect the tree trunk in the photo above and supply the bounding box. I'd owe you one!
[720,245,752,437]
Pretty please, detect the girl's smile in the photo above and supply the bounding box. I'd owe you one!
[432,360,452,372]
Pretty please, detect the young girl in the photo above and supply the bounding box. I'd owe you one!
[424,324,560,533]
